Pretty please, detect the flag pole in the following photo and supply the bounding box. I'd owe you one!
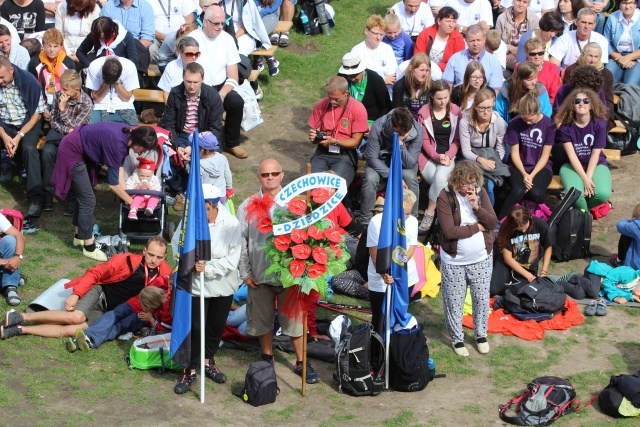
[200,270,205,403]
[302,310,308,397]
[384,284,391,390]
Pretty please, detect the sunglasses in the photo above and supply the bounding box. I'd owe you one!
[183,51,201,58]
[574,98,591,105]
[205,19,225,27]
[260,172,282,178]
[528,51,545,57]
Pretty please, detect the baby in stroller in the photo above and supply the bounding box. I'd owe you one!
[126,158,162,220]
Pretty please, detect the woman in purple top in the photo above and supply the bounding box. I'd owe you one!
[555,88,610,213]
[52,122,158,261]
[498,93,556,220]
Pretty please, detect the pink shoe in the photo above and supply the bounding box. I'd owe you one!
[144,207,154,217]
[128,210,138,220]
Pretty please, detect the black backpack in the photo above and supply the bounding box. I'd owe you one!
[551,208,592,261]
[499,376,586,426]
[241,361,279,406]
[504,277,567,315]
[296,0,321,35]
[334,323,385,396]
[389,325,431,392]
[599,371,640,417]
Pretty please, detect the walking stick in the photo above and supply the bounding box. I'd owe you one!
[302,309,308,397]
[200,270,205,403]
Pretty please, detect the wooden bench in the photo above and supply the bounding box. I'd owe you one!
[134,89,165,104]
[248,69,260,82]
[614,94,620,105]
[274,20,293,34]
[145,64,161,77]
[547,148,622,191]
[611,120,627,134]
[251,44,278,57]
[250,21,292,57]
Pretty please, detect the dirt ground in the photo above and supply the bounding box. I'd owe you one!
[2,86,640,427]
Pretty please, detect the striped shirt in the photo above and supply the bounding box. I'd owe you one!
[183,92,200,134]
[0,83,45,126]
[51,90,93,135]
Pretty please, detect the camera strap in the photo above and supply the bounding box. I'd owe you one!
[319,97,350,137]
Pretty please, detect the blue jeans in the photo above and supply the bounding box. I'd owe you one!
[0,235,20,289]
[485,178,495,205]
[85,302,145,348]
[606,55,640,86]
[90,111,126,123]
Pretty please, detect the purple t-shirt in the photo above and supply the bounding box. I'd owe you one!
[505,116,556,173]
[80,122,131,185]
[558,118,607,168]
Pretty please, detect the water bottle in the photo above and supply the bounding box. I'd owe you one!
[92,224,101,239]
[427,358,436,379]
[300,9,311,35]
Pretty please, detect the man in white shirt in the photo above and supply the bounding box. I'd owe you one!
[451,0,494,34]
[149,0,197,62]
[85,56,140,124]
[390,0,435,41]
[351,14,398,88]
[190,6,247,159]
[548,7,609,70]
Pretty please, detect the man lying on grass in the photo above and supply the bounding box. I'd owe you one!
[1,237,171,340]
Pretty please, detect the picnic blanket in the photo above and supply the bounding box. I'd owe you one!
[462,298,584,340]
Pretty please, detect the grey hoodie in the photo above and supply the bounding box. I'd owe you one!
[364,110,423,179]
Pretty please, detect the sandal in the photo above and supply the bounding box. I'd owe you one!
[270,32,280,44]
[3,286,20,306]
[279,32,289,47]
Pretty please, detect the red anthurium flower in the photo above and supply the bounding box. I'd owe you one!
[288,199,307,216]
[289,260,306,277]
[257,217,273,234]
[307,225,324,240]
[307,263,327,278]
[290,228,308,244]
[324,228,343,243]
[312,247,328,265]
[291,244,312,260]
[329,242,342,258]
[274,235,291,251]
[311,188,331,204]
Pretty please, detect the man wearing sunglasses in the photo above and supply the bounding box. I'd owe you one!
[236,158,322,384]
[158,61,223,150]
[190,6,247,158]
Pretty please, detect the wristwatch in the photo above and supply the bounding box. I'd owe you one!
[15,254,23,260]
[18,131,25,138]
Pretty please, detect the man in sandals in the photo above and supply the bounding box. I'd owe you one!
[0,210,25,306]
[1,237,170,340]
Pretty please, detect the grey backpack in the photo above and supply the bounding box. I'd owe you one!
[614,83,640,122]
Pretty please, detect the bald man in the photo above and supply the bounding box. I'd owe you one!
[236,158,320,384]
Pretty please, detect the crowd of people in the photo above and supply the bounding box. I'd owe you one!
[0,0,639,397]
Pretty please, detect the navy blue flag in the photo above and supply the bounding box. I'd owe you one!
[375,132,412,330]
[171,130,211,367]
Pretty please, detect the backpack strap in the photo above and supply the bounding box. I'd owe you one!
[498,394,531,426]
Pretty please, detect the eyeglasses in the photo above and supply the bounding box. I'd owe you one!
[367,29,384,37]
[475,106,494,112]
[528,51,545,57]
[460,180,477,187]
[205,19,224,27]
[260,171,282,178]
[574,98,591,105]
[470,75,484,81]
[183,51,201,58]
[620,1,636,5]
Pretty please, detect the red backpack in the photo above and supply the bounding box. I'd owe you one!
[0,208,23,232]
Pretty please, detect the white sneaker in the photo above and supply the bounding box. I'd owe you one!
[82,248,108,262]
[477,341,490,354]
[452,342,469,357]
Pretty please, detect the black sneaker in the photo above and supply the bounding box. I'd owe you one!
[43,196,53,211]
[174,371,197,394]
[261,353,275,365]
[204,364,227,384]
[27,202,42,217]
[4,309,23,327]
[0,325,22,340]
[294,361,320,384]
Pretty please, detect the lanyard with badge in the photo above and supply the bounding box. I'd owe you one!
[144,264,159,286]
[319,97,350,153]
[158,0,172,27]
[574,32,591,54]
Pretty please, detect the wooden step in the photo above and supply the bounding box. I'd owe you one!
[133,89,164,104]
